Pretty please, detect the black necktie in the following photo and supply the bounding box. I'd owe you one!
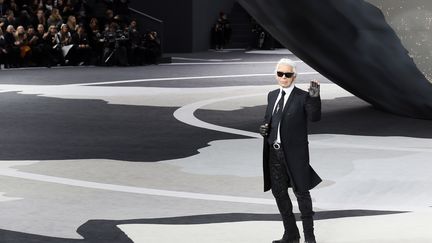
[268,90,286,144]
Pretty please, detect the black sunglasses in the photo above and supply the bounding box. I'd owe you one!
[276,71,294,78]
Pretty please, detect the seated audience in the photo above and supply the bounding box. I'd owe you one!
[0,0,163,69]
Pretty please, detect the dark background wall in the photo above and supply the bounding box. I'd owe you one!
[130,0,236,53]
[191,0,236,52]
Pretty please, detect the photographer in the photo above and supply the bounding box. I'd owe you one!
[102,21,128,66]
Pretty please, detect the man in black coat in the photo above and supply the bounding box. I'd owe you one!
[260,58,322,243]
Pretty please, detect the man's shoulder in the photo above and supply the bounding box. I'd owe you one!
[269,89,279,94]
[293,86,309,98]
[267,89,279,97]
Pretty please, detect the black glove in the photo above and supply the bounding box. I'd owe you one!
[308,80,320,98]
[259,123,269,137]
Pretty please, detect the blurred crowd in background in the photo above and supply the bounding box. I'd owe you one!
[0,0,161,68]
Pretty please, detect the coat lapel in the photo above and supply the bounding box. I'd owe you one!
[265,90,279,123]
[269,90,279,109]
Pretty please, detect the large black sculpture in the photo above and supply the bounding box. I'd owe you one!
[238,0,432,119]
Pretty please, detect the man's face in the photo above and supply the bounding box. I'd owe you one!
[49,26,57,34]
[37,24,44,33]
[276,64,296,88]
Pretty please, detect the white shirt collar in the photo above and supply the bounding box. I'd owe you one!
[279,84,295,96]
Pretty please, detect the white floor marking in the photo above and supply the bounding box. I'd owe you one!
[313,140,432,153]
[0,90,14,93]
[64,72,318,86]
[64,74,272,86]
[174,93,263,138]
[0,192,22,202]
[172,57,243,62]
[0,169,276,205]
[246,49,294,55]
[163,60,305,65]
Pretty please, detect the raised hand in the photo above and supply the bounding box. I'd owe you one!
[308,79,320,97]
[259,123,269,137]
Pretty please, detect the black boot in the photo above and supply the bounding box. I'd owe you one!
[295,191,316,243]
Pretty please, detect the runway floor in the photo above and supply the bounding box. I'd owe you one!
[0,49,431,242]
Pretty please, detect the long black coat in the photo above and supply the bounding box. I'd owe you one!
[263,86,322,192]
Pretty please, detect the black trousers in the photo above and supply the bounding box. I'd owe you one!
[269,146,316,241]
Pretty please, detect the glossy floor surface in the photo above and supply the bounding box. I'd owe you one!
[0,49,431,242]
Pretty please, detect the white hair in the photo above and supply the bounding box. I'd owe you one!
[275,58,297,77]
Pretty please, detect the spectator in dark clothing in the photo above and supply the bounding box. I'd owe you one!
[8,0,18,15]
[32,8,46,29]
[17,9,32,27]
[0,17,4,32]
[71,24,91,65]
[44,24,63,64]
[73,1,88,26]
[61,1,75,22]
[26,24,38,64]
[29,23,52,66]
[47,7,62,28]
[103,8,114,30]
[219,12,231,46]
[0,28,7,68]
[0,0,9,18]
[15,25,31,65]
[4,10,17,28]
[66,15,77,35]
[143,30,161,64]
[127,19,144,65]
[213,21,224,50]
[85,0,109,27]
[44,0,54,14]
[87,17,103,64]
[4,25,20,67]
[56,23,73,63]
[212,11,231,50]
[57,23,72,46]
[113,0,129,23]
